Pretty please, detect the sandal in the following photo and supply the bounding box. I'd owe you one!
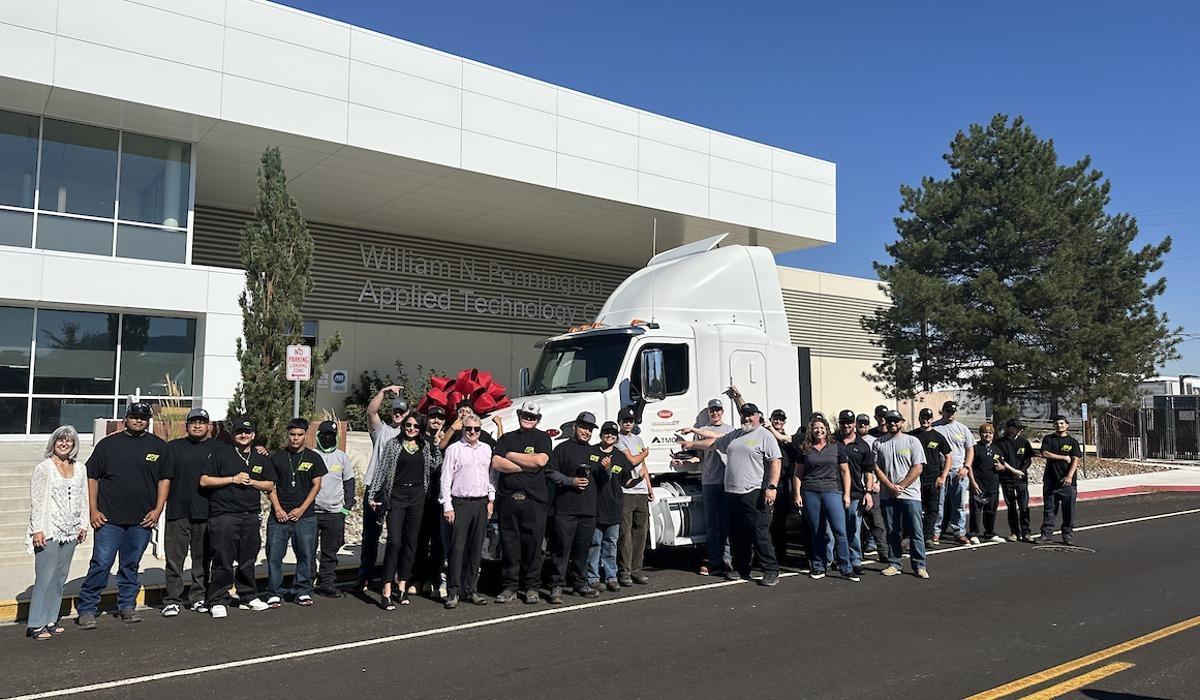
[398,591,411,606]
[379,591,396,611]
[26,627,52,641]
[297,595,314,607]
[47,623,65,635]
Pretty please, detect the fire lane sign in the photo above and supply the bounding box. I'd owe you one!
[286,344,312,381]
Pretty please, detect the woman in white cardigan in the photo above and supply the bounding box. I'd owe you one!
[26,426,89,640]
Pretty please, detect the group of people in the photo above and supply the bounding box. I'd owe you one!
[23,390,1081,640]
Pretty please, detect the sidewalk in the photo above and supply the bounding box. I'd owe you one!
[1017,468,1200,509]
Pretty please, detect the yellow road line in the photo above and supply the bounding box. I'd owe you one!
[1017,662,1134,700]
[965,614,1200,699]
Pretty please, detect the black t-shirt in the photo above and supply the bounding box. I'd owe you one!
[868,425,887,439]
[1040,433,1082,487]
[796,443,847,493]
[840,436,876,497]
[86,430,169,526]
[204,444,276,516]
[995,436,1034,483]
[269,448,328,517]
[908,428,953,484]
[972,442,1002,488]
[778,436,800,489]
[492,428,553,505]
[548,439,606,517]
[594,446,632,526]
[164,437,220,520]
[391,446,426,495]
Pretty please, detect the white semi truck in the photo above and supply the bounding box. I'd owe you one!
[491,233,805,548]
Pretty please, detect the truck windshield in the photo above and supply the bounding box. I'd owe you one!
[527,333,633,394]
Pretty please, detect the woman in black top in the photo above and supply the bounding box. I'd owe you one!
[968,423,1001,544]
[791,417,854,581]
[368,413,435,609]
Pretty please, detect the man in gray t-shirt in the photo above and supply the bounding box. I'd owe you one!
[680,398,735,575]
[933,400,975,542]
[872,411,928,577]
[616,407,653,584]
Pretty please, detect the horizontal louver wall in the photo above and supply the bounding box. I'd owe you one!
[783,289,887,360]
[192,206,634,336]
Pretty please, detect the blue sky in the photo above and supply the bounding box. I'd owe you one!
[279,1,1200,373]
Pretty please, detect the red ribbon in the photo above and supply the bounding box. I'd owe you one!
[417,368,513,416]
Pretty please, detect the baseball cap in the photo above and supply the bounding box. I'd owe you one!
[770,409,787,421]
[286,417,309,431]
[575,411,598,429]
[600,421,620,435]
[811,411,827,423]
[855,413,871,425]
[518,400,542,417]
[740,403,762,417]
[229,415,255,433]
[126,401,152,419]
[942,400,958,414]
[1005,418,1025,430]
[390,398,408,412]
[185,407,210,422]
[317,420,337,434]
[1052,414,1069,422]
[707,398,724,411]
[838,409,856,424]
[918,408,934,421]
[874,404,888,418]
[617,406,636,422]
[425,405,446,418]
[884,410,904,422]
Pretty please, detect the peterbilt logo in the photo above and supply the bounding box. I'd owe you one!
[657,410,673,419]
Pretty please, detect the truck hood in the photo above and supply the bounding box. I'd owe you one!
[488,392,606,439]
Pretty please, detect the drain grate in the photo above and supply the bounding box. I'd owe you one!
[1033,543,1097,554]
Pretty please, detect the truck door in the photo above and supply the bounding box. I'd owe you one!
[630,341,695,454]
[729,349,767,405]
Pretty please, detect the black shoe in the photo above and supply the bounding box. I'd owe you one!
[494,589,517,604]
[467,593,488,606]
[524,590,541,605]
[76,613,97,630]
[759,571,780,587]
[115,609,142,624]
[844,569,860,582]
[575,587,600,599]
[605,579,621,592]
[631,573,649,585]
[1061,537,1073,546]
[853,565,863,577]
[618,576,634,587]
[548,587,563,605]
[443,594,459,609]
[316,587,344,598]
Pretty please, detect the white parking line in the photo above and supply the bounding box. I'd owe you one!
[7,506,1200,700]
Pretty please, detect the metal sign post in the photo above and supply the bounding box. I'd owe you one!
[285,344,312,418]
[1080,402,1089,478]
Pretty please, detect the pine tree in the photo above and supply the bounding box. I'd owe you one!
[864,114,1178,421]
[228,147,341,446]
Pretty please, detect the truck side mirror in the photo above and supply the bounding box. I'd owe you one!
[640,347,666,401]
[518,367,530,397]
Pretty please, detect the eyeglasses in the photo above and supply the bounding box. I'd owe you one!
[518,412,539,421]
[708,408,723,413]
[403,423,420,429]
[234,429,254,436]
[463,427,481,434]
[620,419,635,423]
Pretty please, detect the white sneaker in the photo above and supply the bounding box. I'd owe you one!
[210,605,228,619]
[968,536,981,545]
[189,601,209,613]
[238,598,271,612]
[437,583,448,600]
[160,604,180,617]
[266,596,282,608]
[989,535,1006,543]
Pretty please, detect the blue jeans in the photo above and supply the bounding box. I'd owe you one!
[29,539,77,628]
[936,471,969,536]
[882,498,926,570]
[77,523,152,614]
[802,490,850,574]
[702,484,731,570]
[586,523,620,584]
[845,498,864,567]
[266,516,318,598]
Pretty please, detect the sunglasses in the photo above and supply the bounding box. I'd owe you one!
[708,408,724,413]
[463,427,481,434]
[234,429,254,435]
[402,423,420,429]
[518,412,539,421]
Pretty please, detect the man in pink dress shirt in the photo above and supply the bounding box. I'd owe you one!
[440,415,495,609]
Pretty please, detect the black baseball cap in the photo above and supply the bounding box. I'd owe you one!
[918,408,934,421]
[942,400,958,414]
[126,401,152,419]
[185,407,210,422]
[286,417,309,431]
[618,406,636,422]
[884,410,904,423]
[740,403,761,417]
[317,420,337,434]
[874,404,888,418]
[1052,414,1069,422]
[838,409,856,424]
[600,421,620,435]
[230,415,256,433]
[1005,418,1025,430]
[855,413,871,425]
[425,405,446,418]
[391,398,408,411]
[770,409,787,421]
[575,411,598,429]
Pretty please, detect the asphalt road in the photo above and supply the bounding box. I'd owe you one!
[3,492,1199,700]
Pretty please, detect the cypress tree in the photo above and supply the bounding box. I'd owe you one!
[864,114,1178,421]
[228,147,341,446]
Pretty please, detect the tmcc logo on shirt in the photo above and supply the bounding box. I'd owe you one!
[298,462,313,471]
[145,453,160,462]
[252,466,263,473]
[523,447,535,454]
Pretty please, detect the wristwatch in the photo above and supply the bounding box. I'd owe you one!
[766,483,778,491]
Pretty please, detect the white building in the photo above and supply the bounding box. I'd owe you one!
[0,0,886,437]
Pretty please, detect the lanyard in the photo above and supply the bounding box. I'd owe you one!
[287,450,301,489]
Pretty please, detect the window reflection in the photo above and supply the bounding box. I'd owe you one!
[0,306,33,393]
[31,398,114,434]
[119,315,196,396]
[0,111,38,209]
[33,309,117,395]
[35,215,114,256]
[0,209,33,248]
[119,134,191,228]
[38,119,119,218]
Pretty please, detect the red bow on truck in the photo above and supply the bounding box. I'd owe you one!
[417,368,513,416]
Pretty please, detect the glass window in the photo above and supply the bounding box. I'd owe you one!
[35,215,114,255]
[528,333,633,394]
[38,119,118,218]
[33,309,117,395]
[0,110,39,209]
[118,134,191,228]
[32,398,113,434]
[0,306,34,393]
[630,343,690,396]
[115,224,186,263]
[0,397,27,434]
[0,209,33,248]
[119,315,196,396]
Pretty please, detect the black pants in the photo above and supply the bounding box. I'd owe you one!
[314,512,345,590]
[164,517,208,606]
[206,511,261,606]
[382,486,425,584]
[498,496,547,592]
[726,489,778,576]
[549,511,595,590]
[770,482,794,562]
[920,480,941,541]
[861,493,887,560]
[1001,481,1031,537]
[414,494,447,586]
[1041,484,1077,539]
[968,482,1000,538]
[447,497,489,596]
[358,500,384,583]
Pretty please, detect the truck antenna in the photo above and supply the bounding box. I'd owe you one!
[651,218,657,323]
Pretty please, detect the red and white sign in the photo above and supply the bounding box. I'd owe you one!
[657,409,674,419]
[285,344,312,381]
